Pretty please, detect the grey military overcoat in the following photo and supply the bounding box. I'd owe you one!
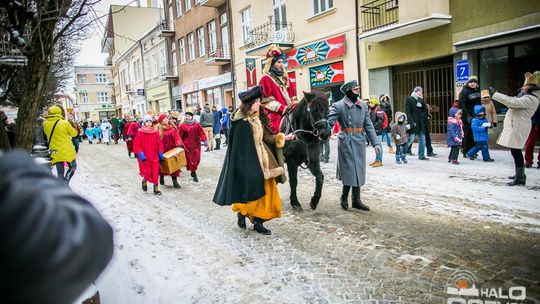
[328,97,379,187]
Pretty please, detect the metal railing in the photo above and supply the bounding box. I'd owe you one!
[160,65,178,79]
[360,0,399,32]
[244,21,294,49]
[0,32,26,65]
[207,43,230,60]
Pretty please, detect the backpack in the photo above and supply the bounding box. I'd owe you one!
[376,106,389,129]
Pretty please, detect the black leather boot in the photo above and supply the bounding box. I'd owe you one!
[141,180,148,192]
[340,185,350,210]
[351,186,370,211]
[172,176,181,188]
[159,175,165,185]
[215,138,221,150]
[237,213,246,229]
[153,184,162,195]
[253,217,271,235]
[191,171,199,182]
[507,167,526,186]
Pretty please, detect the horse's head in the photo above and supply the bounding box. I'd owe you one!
[292,91,331,141]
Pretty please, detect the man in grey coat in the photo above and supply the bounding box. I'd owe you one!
[328,80,382,211]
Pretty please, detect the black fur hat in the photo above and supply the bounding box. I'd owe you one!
[238,86,262,105]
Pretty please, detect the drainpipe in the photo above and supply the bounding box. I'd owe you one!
[355,0,361,82]
[138,40,148,113]
[227,0,235,109]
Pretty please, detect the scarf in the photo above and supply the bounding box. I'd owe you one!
[139,125,156,134]
[183,118,195,125]
[269,66,287,87]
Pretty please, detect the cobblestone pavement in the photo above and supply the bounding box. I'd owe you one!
[71,140,540,304]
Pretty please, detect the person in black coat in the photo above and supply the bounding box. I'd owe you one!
[459,76,482,156]
[0,150,113,304]
[405,86,430,160]
[379,94,394,153]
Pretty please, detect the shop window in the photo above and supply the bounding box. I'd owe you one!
[480,46,507,113]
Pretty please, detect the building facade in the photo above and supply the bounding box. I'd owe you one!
[231,0,360,104]
[359,0,540,135]
[74,66,114,122]
[162,0,233,112]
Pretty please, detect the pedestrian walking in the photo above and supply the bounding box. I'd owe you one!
[110,114,120,144]
[213,86,294,235]
[177,111,207,182]
[379,93,394,153]
[133,115,164,195]
[447,107,464,165]
[68,115,81,153]
[212,105,222,150]
[157,113,183,188]
[328,80,381,211]
[42,105,78,185]
[93,121,102,144]
[101,118,112,145]
[459,76,482,156]
[220,106,231,146]
[128,117,142,158]
[405,86,430,160]
[465,105,495,162]
[85,124,94,144]
[391,112,408,164]
[492,71,540,186]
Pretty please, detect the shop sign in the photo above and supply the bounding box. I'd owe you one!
[246,58,257,88]
[456,60,469,82]
[287,35,346,68]
[181,81,199,93]
[288,71,297,96]
[198,72,231,90]
[95,104,114,111]
[309,61,344,87]
[137,89,145,96]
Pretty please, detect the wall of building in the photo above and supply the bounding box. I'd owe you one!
[75,66,113,122]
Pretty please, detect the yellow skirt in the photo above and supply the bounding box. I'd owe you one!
[232,179,282,223]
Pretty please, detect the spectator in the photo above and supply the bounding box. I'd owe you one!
[212,105,222,150]
[200,104,214,151]
[405,86,430,160]
[459,76,482,156]
[379,94,394,153]
[447,107,464,165]
[465,105,495,162]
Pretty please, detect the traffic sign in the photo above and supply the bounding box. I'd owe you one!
[456,60,469,82]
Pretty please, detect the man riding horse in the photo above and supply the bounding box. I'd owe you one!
[260,45,298,134]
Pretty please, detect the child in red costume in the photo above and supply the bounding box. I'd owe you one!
[134,115,164,195]
[157,113,183,188]
[178,111,207,182]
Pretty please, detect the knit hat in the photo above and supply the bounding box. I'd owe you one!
[467,76,478,84]
[157,113,167,123]
[368,95,379,106]
[448,107,460,118]
[379,94,389,102]
[340,80,359,94]
[143,115,153,123]
[238,86,262,105]
[523,71,540,86]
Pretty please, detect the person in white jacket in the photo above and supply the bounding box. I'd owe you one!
[491,71,540,186]
[100,118,112,145]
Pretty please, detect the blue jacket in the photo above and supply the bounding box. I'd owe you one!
[471,105,489,142]
[447,117,463,147]
[212,110,221,134]
[221,107,230,130]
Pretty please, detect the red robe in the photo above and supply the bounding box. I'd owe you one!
[159,125,183,177]
[259,74,297,133]
[133,126,163,185]
[178,122,207,171]
[126,122,140,153]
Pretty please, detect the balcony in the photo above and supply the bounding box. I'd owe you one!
[0,32,27,66]
[199,0,226,8]
[125,84,133,93]
[104,57,112,66]
[160,66,179,81]
[159,22,175,38]
[205,44,230,65]
[245,22,295,56]
[359,0,451,42]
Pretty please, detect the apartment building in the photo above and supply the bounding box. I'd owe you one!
[162,0,233,111]
[74,66,114,122]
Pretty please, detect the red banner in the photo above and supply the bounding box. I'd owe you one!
[288,71,297,96]
[245,58,257,88]
[310,61,344,88]
[286,35,346,68]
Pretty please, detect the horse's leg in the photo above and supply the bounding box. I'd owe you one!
[307,148,324,210]
[287,161,302,211]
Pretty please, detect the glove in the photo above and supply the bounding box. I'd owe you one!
[395,135,401,140]
[158,151,164,161]
[489,86,497,98]
[373,144,382,156]
[481,122,492,128]
[454,137,462,143]
[493,122,497,128]
[203,140,209,147]
[405,124,411,130]
[137,152,146,161]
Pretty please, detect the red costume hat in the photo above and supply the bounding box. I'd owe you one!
[157,113,167,123]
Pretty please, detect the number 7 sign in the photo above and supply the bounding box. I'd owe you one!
[456,60,470,82]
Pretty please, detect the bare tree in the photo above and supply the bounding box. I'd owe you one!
[0,0,96,151]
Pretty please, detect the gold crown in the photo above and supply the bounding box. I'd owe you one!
[481,89,490,97]
[524,71,540,86]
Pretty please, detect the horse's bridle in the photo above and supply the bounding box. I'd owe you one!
[287,100,328,139]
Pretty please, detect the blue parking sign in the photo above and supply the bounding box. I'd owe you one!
[456,60,469,82]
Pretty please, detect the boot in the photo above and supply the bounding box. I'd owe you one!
[215,138,221,150]
[253,217,271,235]
[371,160,383,167]
[351,187,370,211]
[237,213,246,229]
[191,171,199,182]
[172,176,181,188]
[388,147,395,154]
[142,180,148,192]
[159,175,165,185]
[369,160,377,166]
[401,155,408,164]
[128,151,132,158]
[507,167,526,186]
[340,185,350,210]
[395,156,402,164]
[153,184,162,195]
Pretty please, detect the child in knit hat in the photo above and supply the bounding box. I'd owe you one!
[447,107,464,164]
[133,115,164,195]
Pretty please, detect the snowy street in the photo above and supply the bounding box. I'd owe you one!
[71,139,540,303]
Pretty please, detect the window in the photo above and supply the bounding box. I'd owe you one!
[385,0,398,10]
[136,59,142,82]
[95,74,107,84]
[221,25,229,58]
[220,12,227,25]
[77,74,87,84]
[152,53,159,77]
[168,6,174,29]
[179,38,186,64]
[185,92,199,109]
[273,0,286,30]
[97,92,109,103]
[240,7,251,44]
[197,27,205,57]
[161,47,167,75]
[207,21,216,53]
[187,32,195,61]
[80,92,88,104]
[313,0,333,15]
[120,70,127,88]
[175,0,182,17]
[144,57,150,81]
[184,0,191,12]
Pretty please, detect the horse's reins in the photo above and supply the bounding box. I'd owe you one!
[287,102,328,139]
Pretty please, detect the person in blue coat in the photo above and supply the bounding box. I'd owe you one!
[220,107,231,146]
[93,122,103,144]
[466,105,494,162]
[447,107,463,164]
[212,105,222,150]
